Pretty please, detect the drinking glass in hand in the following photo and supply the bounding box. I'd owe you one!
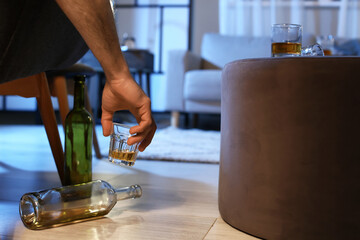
[271,24,302,57]
[108,123,140,166]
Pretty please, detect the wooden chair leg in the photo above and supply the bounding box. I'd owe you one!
[190,113,199,129]
[36,73,65,185]
[85,87,102,159]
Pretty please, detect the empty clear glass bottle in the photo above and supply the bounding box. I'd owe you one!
[64,75,93,185]
[19,180,142,230]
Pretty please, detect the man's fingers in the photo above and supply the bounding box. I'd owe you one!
[101,110,114,136]
[138,127,156,152]
[129,108,154,135]
[127,122,156,151]
[129,101,152,129]
[129,123,148,135]
[127,134,144,146]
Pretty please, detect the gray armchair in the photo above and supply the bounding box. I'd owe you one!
[164,33,315,127]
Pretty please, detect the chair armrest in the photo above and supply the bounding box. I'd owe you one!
[164,50,202,111]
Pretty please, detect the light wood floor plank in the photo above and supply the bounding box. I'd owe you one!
[7,211,216,240]
[0,125,255,239]
[204,218,262,240]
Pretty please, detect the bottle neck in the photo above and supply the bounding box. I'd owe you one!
[115,184,142,201]
[73,77,85,109]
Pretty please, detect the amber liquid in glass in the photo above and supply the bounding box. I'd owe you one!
[323,49,332,56]
[272,42,302,57]
[109,149,137,166]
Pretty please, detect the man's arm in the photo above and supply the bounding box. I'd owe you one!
[55,0,156,151]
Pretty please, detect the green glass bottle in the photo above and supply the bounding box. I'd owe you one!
[64,75,93,185]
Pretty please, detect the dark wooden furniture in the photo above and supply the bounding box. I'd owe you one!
[0,73,65,184]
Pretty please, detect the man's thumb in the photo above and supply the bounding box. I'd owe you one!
[101,111,113,136]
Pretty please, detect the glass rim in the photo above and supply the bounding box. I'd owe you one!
[272,23,302,28]
[112,122,132,129]
[112,122,137,137]
[20,194,39,229]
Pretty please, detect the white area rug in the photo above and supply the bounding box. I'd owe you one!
[0,125,220,164]
[137,127,220,164]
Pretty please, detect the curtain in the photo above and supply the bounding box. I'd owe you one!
[338,0,360,38]
[219,0,360,39]
[219,0,304,37]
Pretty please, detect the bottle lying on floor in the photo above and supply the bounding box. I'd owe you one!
[19,180,142,230]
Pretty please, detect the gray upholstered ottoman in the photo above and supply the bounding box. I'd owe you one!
[219,57,360,240]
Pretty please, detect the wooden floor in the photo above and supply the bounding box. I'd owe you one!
[0,125,259,240]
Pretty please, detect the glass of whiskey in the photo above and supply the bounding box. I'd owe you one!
[271,23,302,57]
[108,123,140,166]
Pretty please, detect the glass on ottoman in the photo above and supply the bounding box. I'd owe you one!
[271,23,324,57]
[271,24,303,57]
[316,35,335,56]
[108,123,140,166]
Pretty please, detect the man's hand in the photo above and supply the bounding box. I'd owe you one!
[101,72,156,152]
